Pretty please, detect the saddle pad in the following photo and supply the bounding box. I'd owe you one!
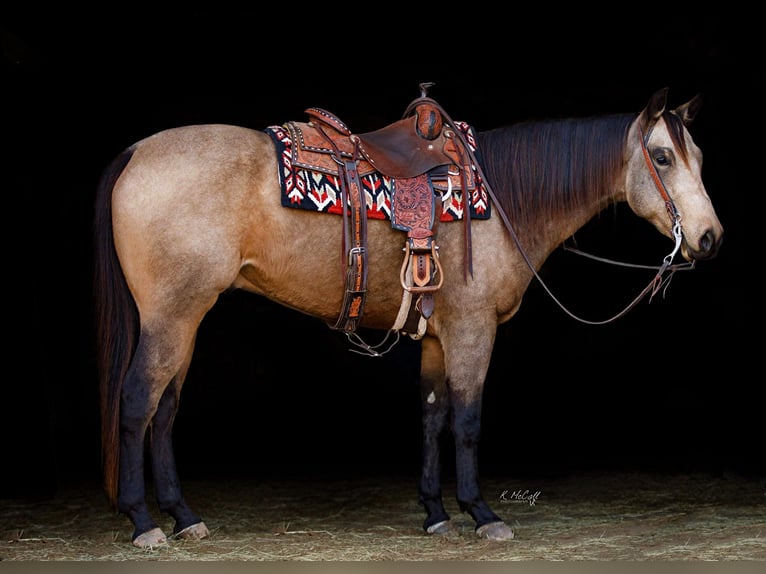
[265,122,490,222]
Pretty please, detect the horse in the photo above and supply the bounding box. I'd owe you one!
[93,86,723,547]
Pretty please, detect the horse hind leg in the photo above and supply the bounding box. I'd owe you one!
[118,324,206,547]
[149,344,210,542]
[117,343,168,547]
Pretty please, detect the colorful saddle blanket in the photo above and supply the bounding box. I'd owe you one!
[265,121,491,222]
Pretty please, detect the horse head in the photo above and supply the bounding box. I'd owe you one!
[625,87,723,261]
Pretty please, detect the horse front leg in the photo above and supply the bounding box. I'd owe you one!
[150,374,209,541]
[451,392,513,539]
[445,328,514,541]
[418,336,453,534]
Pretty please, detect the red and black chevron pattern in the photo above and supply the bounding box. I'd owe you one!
[265,122,490,222]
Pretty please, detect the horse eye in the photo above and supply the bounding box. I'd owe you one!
[653,151,671,166]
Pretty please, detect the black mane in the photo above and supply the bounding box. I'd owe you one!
[476,113,636,235]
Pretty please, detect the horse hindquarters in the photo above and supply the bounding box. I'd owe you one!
[103,135,249,545]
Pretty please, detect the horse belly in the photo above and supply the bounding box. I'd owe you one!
[234,212,409,330]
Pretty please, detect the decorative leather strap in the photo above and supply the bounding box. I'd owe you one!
[332,157,368,333]
[308,121,369,333]
[305,107,352,136]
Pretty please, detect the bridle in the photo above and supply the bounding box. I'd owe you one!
[483,113,695,326]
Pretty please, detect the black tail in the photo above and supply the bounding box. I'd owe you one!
[92,147,138,508]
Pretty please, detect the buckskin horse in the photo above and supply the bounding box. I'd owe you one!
[93,85,723,547]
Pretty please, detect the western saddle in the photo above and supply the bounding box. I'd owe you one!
[285,83,481,340]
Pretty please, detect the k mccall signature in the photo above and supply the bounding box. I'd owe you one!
[500,489,541,506]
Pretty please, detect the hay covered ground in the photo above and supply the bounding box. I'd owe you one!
[2,471,763,561]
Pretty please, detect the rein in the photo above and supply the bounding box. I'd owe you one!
[347,104,696,357]
[478,117,695,326]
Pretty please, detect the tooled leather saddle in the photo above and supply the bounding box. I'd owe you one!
[279,83,484,337]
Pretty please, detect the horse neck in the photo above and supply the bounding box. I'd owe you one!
[477,113,632,264]
[528,193,621,263]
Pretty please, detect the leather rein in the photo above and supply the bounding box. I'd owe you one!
[478,117,695,326]
[346,107,695,357]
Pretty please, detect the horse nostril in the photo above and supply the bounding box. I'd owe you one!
[698,229,721,259]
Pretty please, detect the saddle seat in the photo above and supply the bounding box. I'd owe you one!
[287,102,477,191]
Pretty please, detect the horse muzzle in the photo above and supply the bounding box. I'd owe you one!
[682,227,723,261]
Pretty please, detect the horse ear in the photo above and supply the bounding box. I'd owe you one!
[638,87,669,133]
[673,93,704,127]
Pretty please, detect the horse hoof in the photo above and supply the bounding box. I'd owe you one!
[476,521,514,540]
[133,527,168,548]
[426,519,456,535]
[176,521,210,540]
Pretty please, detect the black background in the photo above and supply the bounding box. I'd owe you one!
[2,9,757,501]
